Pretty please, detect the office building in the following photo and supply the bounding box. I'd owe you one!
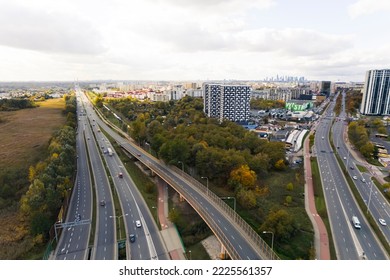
[203,83,251,122]
[360,69,390,115]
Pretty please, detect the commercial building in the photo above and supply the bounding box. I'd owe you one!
[360,69,390,115]
[203,83,251,122]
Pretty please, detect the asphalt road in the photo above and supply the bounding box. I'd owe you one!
[315,93,387,259]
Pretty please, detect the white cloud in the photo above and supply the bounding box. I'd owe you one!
[348,0,390,18]
[0,2,106,55]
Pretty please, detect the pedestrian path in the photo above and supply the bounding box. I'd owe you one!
[303,134,330,260]
[156,178,186,260]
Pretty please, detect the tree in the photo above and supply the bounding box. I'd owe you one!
[236,189,257,209]
[228,165,257,189]
[274,159,286,171]
[286,182,294,191]
[260,209,296,241]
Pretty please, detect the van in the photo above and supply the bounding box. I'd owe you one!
[352,216,361,229]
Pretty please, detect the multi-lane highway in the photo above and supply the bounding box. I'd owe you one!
[332,92,390,248]
[54,99,93,260]
[315,93,388,259]
[79,90,169,260]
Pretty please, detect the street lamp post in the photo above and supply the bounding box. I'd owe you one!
[201,176,209,195]
[110,213,128,240]
[221,196,236,212]
[262,230,274,252]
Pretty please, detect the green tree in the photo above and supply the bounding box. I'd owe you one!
[260,209,296,241]
[286,182,294,191]
[236,189,257,209]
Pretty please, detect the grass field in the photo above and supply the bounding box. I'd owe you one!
[0,98,66,170]
[0,98,66,259]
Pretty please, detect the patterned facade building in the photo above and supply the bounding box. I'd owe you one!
[203,83,251,122]
[360,69,390,115]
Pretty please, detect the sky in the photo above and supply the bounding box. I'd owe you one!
[0,0,390,82]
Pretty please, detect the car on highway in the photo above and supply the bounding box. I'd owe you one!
[361,178,366,183]
[129,234,136,243]
[379,218,387,226]
[353,176,357,180]
[343,156,346,160]
[350,166,354,170]
[322,136,324,140]
[100,200,106,207]
[135,220,141,228]
[118,172,123,178]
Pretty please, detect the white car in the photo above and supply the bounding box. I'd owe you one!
[135,220,141,228]
[352,176,357,180]
[343,157,346,160]
[379,218,386,226]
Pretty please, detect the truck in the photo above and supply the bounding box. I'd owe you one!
[107,147,113,156]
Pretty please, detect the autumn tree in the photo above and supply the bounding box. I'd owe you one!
[228,165,257,189]
[260,209,296,241]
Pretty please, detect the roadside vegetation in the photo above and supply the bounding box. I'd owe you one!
[101,94,314,259]
[0,95,75,259]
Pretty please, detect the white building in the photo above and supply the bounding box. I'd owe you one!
[360,69,390,115]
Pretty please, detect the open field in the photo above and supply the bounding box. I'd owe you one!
[0,98,66,259]
[0,98,65,170]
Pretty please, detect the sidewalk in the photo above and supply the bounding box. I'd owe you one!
[156,178,186,260]
[343,126,388,184]
[303,134,331,260]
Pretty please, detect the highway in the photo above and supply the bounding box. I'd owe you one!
[80,91,276,260]
[332,92,390,247]
[54,99,92,260]
[315,93,387,259]
[80,91,169,260]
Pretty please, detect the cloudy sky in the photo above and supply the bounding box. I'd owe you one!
[0,0,389,82]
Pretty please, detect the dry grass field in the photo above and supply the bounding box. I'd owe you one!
[0,98,66,170]
[0,98,66,259]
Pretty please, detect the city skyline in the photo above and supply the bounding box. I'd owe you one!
[0,0,390,82]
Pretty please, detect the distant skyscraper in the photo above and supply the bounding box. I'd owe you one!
[203,83,251,122]
[360,69,390,115]
[320,81,331,96]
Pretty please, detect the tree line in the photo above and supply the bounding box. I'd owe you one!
[19,94,77,238]
[0,98,37,111]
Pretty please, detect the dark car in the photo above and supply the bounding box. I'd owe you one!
[129,234,136,243]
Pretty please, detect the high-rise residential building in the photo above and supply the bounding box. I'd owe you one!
[203,83,251,122]
[320,81,331,96]
[360,69,390,115]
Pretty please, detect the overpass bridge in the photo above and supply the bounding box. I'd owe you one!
[86,95,279,260]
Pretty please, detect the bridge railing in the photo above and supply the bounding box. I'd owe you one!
[169,165,279,260]
[125,144,278,260]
